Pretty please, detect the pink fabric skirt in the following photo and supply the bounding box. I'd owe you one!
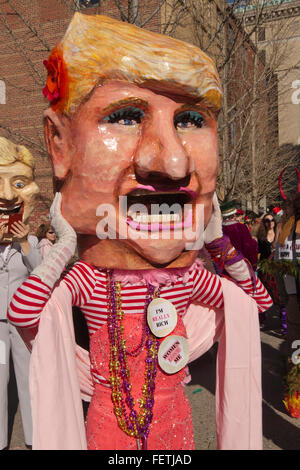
[86,313,194,450]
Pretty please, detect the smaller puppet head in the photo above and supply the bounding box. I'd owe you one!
[0,137,39,243]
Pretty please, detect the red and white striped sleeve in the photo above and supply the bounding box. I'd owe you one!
[8,262,96,329]
[63,262,96,305]
[8,276,52,328]
[191,269,224,308]
[238,276,273,313]
[190,267,272,313]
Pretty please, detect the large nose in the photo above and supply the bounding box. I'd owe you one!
[1,179,17,201]
[134,112,190,181]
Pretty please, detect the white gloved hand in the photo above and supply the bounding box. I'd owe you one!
[225,259,253,281]
[203,193,223,244]
[31,192,77,288]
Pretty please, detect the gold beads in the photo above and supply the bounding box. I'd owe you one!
[106,273,158,442]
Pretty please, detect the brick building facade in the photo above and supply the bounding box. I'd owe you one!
[0,0,161,231]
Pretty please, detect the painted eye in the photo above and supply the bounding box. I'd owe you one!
[103,106,145,126]
[174,111,204,129]
[14,181,25,189]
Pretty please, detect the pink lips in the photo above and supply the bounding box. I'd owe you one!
[125,184,196,232]
[136,184,198,199]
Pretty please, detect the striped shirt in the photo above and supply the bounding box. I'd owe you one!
[8,261,272,385]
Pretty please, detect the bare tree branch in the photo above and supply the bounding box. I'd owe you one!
[0,123,47,155]
[6,0,51,51]
[0,4,44,84]
[113,0,128,22]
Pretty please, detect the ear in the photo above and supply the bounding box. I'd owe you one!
[43,108,72,180]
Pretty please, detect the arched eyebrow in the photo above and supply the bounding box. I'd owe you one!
[11,175,32,183]
[100,96,216,120]
[176,102,215,118]
[102,97,149,113]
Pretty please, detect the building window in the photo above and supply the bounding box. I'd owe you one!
[0,80,5,104]
[77,0,100,8]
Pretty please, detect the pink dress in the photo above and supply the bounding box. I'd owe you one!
[8,261,268,450]
[12,279,263,450]
[86,312,194,450]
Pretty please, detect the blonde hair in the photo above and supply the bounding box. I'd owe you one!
[0,137,35,169]
[45,13,222,116]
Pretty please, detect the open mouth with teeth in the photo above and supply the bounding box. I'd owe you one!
[0,203,24,231]
[0,202,23,215]
[125,187,196,232]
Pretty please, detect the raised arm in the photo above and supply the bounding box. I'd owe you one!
[8,193,77,329]
[202,194,272,313]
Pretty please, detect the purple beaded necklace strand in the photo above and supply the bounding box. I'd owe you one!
[107,271,159,450]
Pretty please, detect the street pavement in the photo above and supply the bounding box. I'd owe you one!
[7,306,300,450]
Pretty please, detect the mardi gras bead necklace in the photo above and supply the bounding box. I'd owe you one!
[106,271,159,450]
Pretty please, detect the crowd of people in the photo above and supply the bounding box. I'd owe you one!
[219,200,299,333]
[0,12,299,451]
[219,197,300,417]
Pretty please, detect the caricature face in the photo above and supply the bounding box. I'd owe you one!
[49,80,219,268]
[0,162,39,242]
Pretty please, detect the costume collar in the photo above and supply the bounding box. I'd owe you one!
[111,258,204,287]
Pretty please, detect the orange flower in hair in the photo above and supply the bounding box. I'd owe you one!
[43,48,68,111]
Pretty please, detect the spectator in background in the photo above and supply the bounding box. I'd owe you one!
[235,208,245,222]
[273,206,283,221]
[277,194,300,346]
[243,215,252,232]
[257,213,279,328]
[274,200,294,246]
[250,212,263,240]
[276,193,300,418]
[244,211,257,234]
[36,222,56,259]
[273,202,294,336]
[220,200,258,270]
[257,214,277,261]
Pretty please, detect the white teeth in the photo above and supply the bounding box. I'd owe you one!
[0,204,22,212]
[131,213,181,224]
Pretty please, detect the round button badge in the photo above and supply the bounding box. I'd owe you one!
[147,298,177,338]
[158,335,190,374]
